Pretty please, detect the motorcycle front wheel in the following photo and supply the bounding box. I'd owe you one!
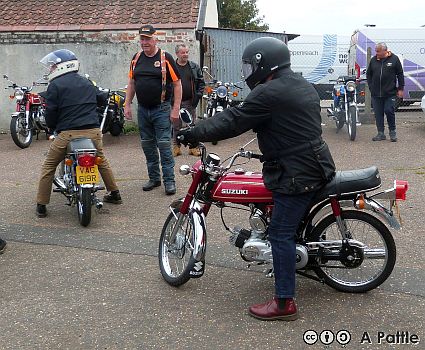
[347,105,357,141]
[10,114,33,148]
[77,187,92,227]
[159,209,197,286]
[309,210,396,293]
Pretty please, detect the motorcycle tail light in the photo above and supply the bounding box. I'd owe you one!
[360,91,365,96]
[65,158,73,166]
[77,153,96,167]
[232,91,238,97]
[395,180,409,200]
[94,156,103,165]
[9,95,14,100]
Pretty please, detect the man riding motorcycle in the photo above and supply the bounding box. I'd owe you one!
[177,37,336,321]
[36,49,122,218]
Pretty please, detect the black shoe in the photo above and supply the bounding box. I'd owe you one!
[389,131,397,142]
[0,238,6,254]
[164,182,176,195]
[103,190,122,204]
[142,180,161,191]
[372,133,386,141]
[36,204,47,218]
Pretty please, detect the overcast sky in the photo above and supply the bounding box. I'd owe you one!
[256,0,425,36]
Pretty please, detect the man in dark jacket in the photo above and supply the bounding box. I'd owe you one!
[36,49,121,218]
[177,37,335,321]
[172,43,205,157]
[366,42,404,142]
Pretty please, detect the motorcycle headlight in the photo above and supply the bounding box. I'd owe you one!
[216,86,227,98]
[346,81,356,92]
[15,89,24,101]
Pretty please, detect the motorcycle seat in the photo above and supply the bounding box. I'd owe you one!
[67,138,96,153]
[313,166,381,202]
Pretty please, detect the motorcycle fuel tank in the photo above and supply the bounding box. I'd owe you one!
[212,170,272,203]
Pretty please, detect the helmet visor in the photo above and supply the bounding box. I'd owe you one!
[242,61,253,80]
[40,52,62,68]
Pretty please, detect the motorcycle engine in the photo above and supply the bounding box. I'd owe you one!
[35,108,47,127]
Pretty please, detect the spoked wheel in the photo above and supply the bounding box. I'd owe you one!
[77,187,92,227]
[159,209,197,286]
[10,114,33,148]
[347,105,357,141]
[309,210,396,293]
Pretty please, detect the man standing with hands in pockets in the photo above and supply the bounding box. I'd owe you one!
[124,25,182,195]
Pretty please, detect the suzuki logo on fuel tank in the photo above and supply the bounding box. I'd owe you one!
[221,189,248,195]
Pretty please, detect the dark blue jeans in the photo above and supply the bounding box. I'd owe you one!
[372,96,396,132]
[268,191,316,299]
[138,102,175,184]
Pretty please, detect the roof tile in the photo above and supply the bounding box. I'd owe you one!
[0,0,200,29]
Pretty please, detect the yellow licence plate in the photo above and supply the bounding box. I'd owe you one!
[76,165,99,184]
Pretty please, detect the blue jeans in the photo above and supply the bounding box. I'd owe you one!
[372,96,396,132]
[268,191,316,299]
[138,102,175,184]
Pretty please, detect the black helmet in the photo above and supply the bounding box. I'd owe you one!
[242,37,291,90]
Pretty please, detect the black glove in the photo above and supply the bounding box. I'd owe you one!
[176,127,199,147]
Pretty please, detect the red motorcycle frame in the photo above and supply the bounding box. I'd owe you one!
[159,139,408,293]
[3,74,48,148]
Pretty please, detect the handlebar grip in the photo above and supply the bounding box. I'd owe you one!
[250,153,262,160]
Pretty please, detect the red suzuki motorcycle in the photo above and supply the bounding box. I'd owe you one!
[3,74,48,148]
[159,139,408,293]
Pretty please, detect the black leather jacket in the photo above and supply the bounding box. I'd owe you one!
[45,72,100,133]
[191,67,336,194]
[187,60,206,107]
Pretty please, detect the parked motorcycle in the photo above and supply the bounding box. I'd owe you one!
[52,137,104,227]
[201,67,242,145]
[327,76,363,141]
[85,75,126,136]
[159,138,408,293]
[3,74,49,148]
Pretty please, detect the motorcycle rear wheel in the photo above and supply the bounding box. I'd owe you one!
[10,114,33,148]
[159,209,197,286]
[347,105,357,141]
[77,187,92,227]
[309,210,396,293]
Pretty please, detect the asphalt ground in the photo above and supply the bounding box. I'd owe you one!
[0,108,424,349]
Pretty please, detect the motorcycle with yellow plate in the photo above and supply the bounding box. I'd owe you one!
[53,137,105,227]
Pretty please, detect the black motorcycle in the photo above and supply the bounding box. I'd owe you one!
[201,67,242,144]
[327,76,361,141]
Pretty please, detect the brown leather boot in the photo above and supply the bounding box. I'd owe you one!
[173,145,182,157]
[248,297,298,321]
[188,147,201,156]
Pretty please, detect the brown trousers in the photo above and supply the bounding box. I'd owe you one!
[37,128,119,205]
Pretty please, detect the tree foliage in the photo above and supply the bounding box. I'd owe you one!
[218,0,269,31]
